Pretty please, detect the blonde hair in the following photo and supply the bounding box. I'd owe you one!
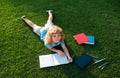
[44,25,65,45]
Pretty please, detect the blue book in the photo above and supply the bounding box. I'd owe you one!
[75,54,93,68]
[84,36,95,45]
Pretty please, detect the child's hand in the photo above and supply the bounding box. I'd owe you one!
[57,50,65,56]
[68,57,73,63]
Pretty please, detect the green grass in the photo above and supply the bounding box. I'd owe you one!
[0,0,120,78]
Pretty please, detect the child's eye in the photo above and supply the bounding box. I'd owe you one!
[58,35,61,36]
[52,35,56,37]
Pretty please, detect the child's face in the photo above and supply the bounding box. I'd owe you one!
[52,33,61,43]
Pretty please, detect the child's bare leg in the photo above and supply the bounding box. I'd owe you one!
[21,16,35,29]
[46,10,53,23]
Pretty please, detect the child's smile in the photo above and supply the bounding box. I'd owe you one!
[52,33,61,43]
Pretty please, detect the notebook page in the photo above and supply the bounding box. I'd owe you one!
[39,54,54,68]
[52,53,69,66]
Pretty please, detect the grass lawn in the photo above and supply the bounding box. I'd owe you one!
[0,0,120,78]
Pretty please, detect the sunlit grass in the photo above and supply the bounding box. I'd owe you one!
[0,0,120,78]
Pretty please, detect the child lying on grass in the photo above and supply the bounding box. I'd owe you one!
[21,10,72,62]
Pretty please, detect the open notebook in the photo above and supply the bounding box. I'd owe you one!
[39,53,69,68]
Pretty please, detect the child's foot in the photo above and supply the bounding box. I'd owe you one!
[46,10,53,13]
[21,16,26,20]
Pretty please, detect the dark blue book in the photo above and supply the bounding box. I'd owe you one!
[84,36,95,45]
[75,54,93,68]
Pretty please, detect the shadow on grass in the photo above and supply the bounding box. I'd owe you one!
[62,65,95,78]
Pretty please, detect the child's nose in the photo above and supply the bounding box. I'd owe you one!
[56,37,59,40]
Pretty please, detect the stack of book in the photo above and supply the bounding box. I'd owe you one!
[73,33,95,45]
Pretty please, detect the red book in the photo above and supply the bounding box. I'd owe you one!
[73,33,89,44]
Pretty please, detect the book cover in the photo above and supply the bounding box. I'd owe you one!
[73,33,89,44]
[39,53,69,68]
[84,36,95,45]
[75,54,93,68]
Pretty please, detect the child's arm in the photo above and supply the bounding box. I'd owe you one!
[49,48,65,56]
[61,44,73,62]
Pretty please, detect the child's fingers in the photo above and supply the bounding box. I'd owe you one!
[68,58,73,63]
[58,51,65,56]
